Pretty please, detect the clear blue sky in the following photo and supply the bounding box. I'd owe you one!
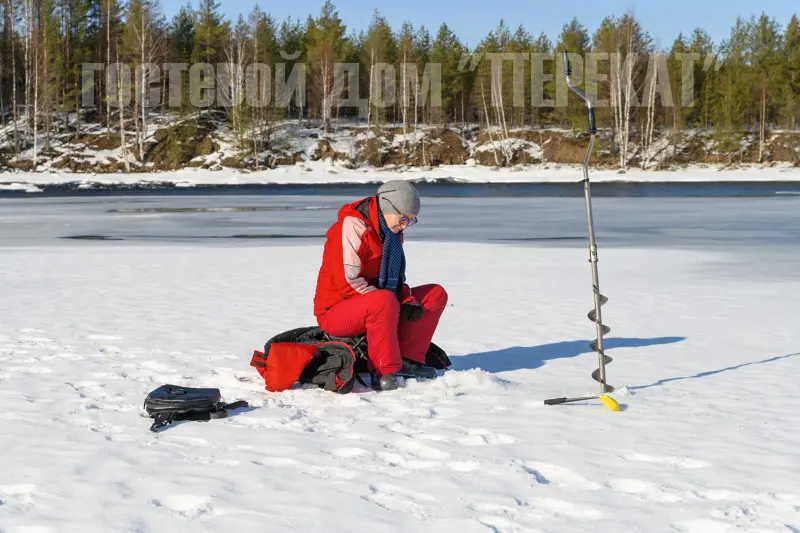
[164,0,797,49]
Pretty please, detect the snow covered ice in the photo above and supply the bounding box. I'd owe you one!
[1,191,800,532]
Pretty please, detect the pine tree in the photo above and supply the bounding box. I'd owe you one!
[102,0,123,133]
[63,0,94,138]
[192,0,226,115]
[5,0,19,153]
[429,23,465,126]
[714,17,751,163]
[41,0,64,151]
[192,0,225,64]
[529,31,552,127]
[168,3,194,113]
[667,34,690,154]
[362,10,395,128]
[783,15,799,129]
[249,7,278,164]
[123,0,165,158]
[397,21,415,139]
[508,24,534,127]
[747,13,784,161]
[277,16,307,120]
[306,0,347,134]
[688,28,714,129]
[553,17,591,130]
[412,25,431,129]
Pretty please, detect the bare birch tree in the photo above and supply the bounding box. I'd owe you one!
[7,0,18,154]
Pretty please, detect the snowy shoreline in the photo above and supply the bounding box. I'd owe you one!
[1,162,800,192]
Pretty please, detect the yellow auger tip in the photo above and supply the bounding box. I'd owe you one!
[599,394,621,412]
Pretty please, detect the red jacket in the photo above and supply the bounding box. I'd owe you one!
[314,196,413,318]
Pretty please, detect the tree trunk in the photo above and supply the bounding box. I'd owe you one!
[481,78,501,167]
[140,14,146,159]
[33,3,38,169]
[672,106,679,158]
[7,0,18,154]
[413,67,419,161]
[759,76,766,163]
[401,51,408,154]
[321,56,330,135]
[43,0,50,152]
[134,66,140,159]
[621,31,635,170]
[367,47,373,129]
[106,0,111,134]
[117,47,130,172]
[24,0,30,141]
[253,27,258,169]
[0,13,4,129]
[65,0,72,136]
[612,48,622,166]
[647,72,657,167]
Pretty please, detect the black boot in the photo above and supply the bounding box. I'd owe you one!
[376,373,400,391]
[398,359,438,380]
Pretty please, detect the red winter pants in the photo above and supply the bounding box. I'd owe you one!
[317,284,448,376]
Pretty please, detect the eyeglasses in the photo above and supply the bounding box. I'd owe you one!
[381,196,418,226]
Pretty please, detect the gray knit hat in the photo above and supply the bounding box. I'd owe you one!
[376,180,421,216]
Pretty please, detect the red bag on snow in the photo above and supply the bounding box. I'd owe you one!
[250,341,357,394]
[250,325,450,394]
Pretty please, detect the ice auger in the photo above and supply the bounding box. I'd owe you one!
[544,52,619,412]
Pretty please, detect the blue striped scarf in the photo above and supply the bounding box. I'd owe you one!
[376,201,406,297]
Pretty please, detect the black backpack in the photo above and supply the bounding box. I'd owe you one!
[143,385,248,432]
[251,326,452,394]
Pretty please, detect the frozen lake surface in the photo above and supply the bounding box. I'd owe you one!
[1,193,799,533]
[2,194,800,249]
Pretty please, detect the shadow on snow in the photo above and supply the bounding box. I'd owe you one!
[452,337,687,374]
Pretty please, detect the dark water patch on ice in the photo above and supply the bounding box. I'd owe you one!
[61,234,323,241]
[107,206,334,214]
[65,235,125,241]
[490,236,585,242]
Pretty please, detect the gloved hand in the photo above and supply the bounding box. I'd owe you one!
[399,301,424,322]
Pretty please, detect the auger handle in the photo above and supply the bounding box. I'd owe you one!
[544,396,597,406]
[545,397,568,406]
[562,51,597,135]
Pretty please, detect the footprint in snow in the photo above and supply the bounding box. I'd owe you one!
[519,496,605,520]
[86,334,123,341]
[0,484,37,507]
[375,451,440,471]
[622,450,711,469]
[456,428,515,447]
[255,456,356,480]
[393,438,451,460]
[605,478,683,503]
[5,366,54,375]
[0,527,54,533]
[149,494,212,519]
[363,483,435,519]
[522,462,601,491]
[477,515,535,533]
[329,447,369,459]
[671,518,732,533]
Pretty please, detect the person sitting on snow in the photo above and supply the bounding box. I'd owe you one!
[313,180,448,391]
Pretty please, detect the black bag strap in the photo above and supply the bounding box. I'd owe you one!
[355,373,370,389]
[149,400,249,432]
[150,412,176,432]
